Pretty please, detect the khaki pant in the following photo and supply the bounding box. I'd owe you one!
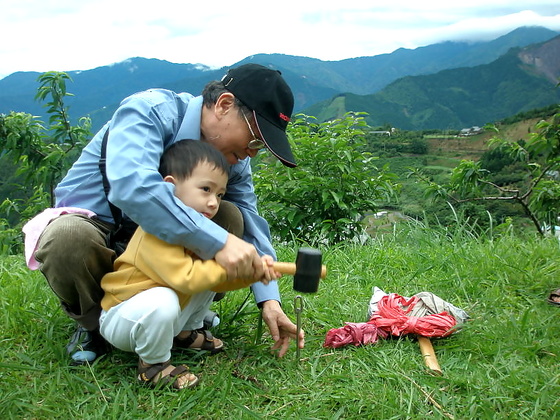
[35,202,243,331]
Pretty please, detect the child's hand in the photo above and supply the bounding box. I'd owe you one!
[261,255,282,285]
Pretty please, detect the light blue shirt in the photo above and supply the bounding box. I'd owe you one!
[55,88,279,304]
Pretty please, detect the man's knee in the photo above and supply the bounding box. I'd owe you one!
[212,201,244,237]
[36,214,109,264]
[35,214,114,309]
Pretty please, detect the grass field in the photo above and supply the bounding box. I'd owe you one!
[1,222,560,419]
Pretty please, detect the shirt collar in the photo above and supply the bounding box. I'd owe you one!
[174,95,203,142]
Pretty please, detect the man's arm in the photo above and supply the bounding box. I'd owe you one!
[104,91,229,260]
[222,159,282,303]
[222,158,306,356]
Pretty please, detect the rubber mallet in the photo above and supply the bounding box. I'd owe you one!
[272,247,327,293]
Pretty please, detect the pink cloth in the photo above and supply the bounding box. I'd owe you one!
[369,294,457,338]
[324,322,388,348]
[22,207,96,270]
[323,292,459,348]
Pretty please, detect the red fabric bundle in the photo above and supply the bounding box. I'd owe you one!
[323,293,458,348]
[324,322,388,348]
[369,293,457,338]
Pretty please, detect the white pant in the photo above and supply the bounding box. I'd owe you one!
[99,287,215,364]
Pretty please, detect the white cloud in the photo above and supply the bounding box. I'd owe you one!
[0,0,559,79]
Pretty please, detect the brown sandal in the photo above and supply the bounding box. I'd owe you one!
[173,329,224,354]
[547,288,560,306]
[137,359,199,390]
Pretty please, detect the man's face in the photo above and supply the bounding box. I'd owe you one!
[169,161,228,220]
[201,94,262,165]
[208,110,261,165]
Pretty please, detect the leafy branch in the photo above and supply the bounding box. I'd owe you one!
[0,72,91,206]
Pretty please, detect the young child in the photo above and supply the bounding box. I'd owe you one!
[99,140,279,390]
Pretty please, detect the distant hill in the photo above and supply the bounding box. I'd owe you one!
[304,35,560,130]
[241,26,560,95]
[0,26,558,132]
[0,59,218,129]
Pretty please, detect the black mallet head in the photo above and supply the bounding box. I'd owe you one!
[293,247,323,293]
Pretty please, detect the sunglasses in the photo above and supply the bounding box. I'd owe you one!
[242,112,266,150]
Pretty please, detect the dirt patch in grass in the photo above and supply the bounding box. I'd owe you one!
[424,118,544,161]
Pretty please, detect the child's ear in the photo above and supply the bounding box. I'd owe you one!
[163,175,176,185]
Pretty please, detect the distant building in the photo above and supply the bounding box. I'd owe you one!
[459,126,483,136]
[369,128,396,136]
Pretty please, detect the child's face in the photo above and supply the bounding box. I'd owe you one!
[166,161,228,219]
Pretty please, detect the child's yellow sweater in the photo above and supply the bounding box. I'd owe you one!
[101,227,255,311]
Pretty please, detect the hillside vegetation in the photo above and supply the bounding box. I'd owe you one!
[305,36,560,130]
[362,104,560,232]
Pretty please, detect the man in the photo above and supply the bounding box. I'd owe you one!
[33,63,304,364]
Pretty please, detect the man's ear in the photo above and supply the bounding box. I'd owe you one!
[163,175,176,185]
[215,92,236,118]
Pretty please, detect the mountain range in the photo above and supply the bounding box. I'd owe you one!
[1,26,559,132]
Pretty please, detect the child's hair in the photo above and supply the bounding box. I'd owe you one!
[159,140,230,180]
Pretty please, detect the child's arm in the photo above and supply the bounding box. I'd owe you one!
[212,254,281,292]
[261,254,282,286]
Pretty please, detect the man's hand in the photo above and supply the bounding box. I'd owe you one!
[261,299,305,357]
[215,234,264,280]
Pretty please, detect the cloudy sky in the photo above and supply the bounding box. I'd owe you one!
[1,0,559,80]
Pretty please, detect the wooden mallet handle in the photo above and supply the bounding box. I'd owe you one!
[271,262,327,279]
[418,336,442,375]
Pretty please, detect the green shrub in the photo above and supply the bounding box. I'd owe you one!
[254,113,399,245]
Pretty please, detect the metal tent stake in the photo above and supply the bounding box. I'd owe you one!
[294,295,303,363]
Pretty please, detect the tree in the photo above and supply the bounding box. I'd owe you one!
[253,113,399,245]
[0,72,91,254]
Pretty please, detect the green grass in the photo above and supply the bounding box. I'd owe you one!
[1,223,560,419]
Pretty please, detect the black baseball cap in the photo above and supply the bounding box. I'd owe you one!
[221,64,296,167]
